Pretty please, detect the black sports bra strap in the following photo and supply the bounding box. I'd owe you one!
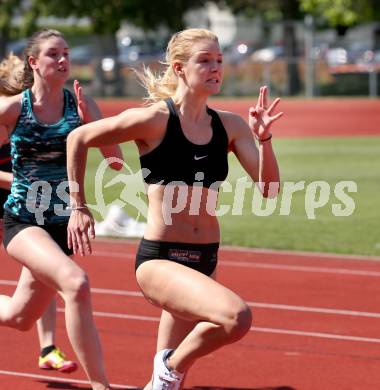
[206,105,215,117]
[206,106,219,128]
[165,97,178,117]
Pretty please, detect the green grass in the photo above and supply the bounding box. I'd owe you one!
[84,137,380,257]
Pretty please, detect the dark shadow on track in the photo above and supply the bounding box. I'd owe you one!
[190,387,296,390]
[38,380,141,390]
[37,382,295,390]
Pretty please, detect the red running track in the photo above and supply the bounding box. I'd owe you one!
[96,98,380,138]
[1,239,380,389]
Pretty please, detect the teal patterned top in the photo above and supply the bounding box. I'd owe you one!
[4,88,81,225]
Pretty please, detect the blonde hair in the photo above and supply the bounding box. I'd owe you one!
[0,53,24,96]
[138,28,218,103]
[0,29,65,96]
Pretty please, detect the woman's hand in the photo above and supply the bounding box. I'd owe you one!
[73,79,91,124]
[67,207,95,256]
[249,86,283,141]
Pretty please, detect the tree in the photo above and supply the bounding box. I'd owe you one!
[300,0,380,47]
[0,0,22,58]
[300,0,380,29]
[221,0,380,95]
[28,0,206,95]
[222,0,303,95]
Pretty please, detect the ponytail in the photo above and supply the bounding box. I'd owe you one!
[136,64,178,104]
[0,53,25,96]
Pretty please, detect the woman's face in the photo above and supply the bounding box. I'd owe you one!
[30,36,70,83]
[179,39,223,96]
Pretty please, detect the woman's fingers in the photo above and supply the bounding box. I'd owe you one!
[267,97,281,114]
[73,228,87,256]
[81,231,91,256]
[70,230,79,255]
[262,86,268,108]
[77,226,92,256]
[74,80,84,111]
[73,79,82,97]
[67,210,94,256]
[88,222,95,240]
[252,89,283,134]
[259,86,264,107]
[270,111,284,122]
[67,229,73,250]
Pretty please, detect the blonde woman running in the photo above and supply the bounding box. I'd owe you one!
[66,28,282,390]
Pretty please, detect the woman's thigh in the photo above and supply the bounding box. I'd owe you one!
[6,226,84,292]
[156,268,219,350]
[136,260,246,324]
[6,266,56,323]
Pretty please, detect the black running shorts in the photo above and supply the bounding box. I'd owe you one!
[136,238,219,276]
[2,210,73,256]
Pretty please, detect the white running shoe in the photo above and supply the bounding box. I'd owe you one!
[94,205,146,238]
[152,349,184,390]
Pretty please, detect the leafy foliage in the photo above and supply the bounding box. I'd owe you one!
[222,0,379,26]
[30,0,206,33]
[299,0,380,35]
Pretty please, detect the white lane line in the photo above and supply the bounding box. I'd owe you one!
[221,260,380,277]
[93,244,380,262]
[222,245,380,262]
[252,327,380,344]
[248,302,380,319]
[0,281,144,297]
[92,310,159,322]
[0,280,17,286]
[2,279,380,344]
[57,307,380,345]
[92,287,143,297]
[91,251,380,277]
[0,369,135,389]
[92,251,135,259]
[2,280,380,319]
[90,287,380,319]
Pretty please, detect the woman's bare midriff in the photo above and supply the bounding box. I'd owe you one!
[143,183,221,243]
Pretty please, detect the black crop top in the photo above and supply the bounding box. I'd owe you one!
[140,98,229,188]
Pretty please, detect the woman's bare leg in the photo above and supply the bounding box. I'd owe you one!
[0,266,56,330]
[143,310,195,390]
[36,298,56,348]
[5,227,109,390]
[136,260,252,374]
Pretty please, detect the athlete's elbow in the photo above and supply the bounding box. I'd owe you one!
[67,128,89,151]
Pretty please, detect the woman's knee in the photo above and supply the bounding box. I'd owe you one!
[0,301,38,331]
[222,301,252,343]
[60,270,91,303]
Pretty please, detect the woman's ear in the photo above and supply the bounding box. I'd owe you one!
[28,56,37,70]
[173,61,183,77]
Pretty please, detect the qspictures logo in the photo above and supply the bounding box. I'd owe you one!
[26,157,358,225]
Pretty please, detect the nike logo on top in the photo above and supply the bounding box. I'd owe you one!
[194,155,208,160]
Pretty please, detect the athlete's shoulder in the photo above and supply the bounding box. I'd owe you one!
[210,108,248,135]
[117,99,169,131]
[143,99,170,117]
[0,93,23,134]
[0,93,23,114]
